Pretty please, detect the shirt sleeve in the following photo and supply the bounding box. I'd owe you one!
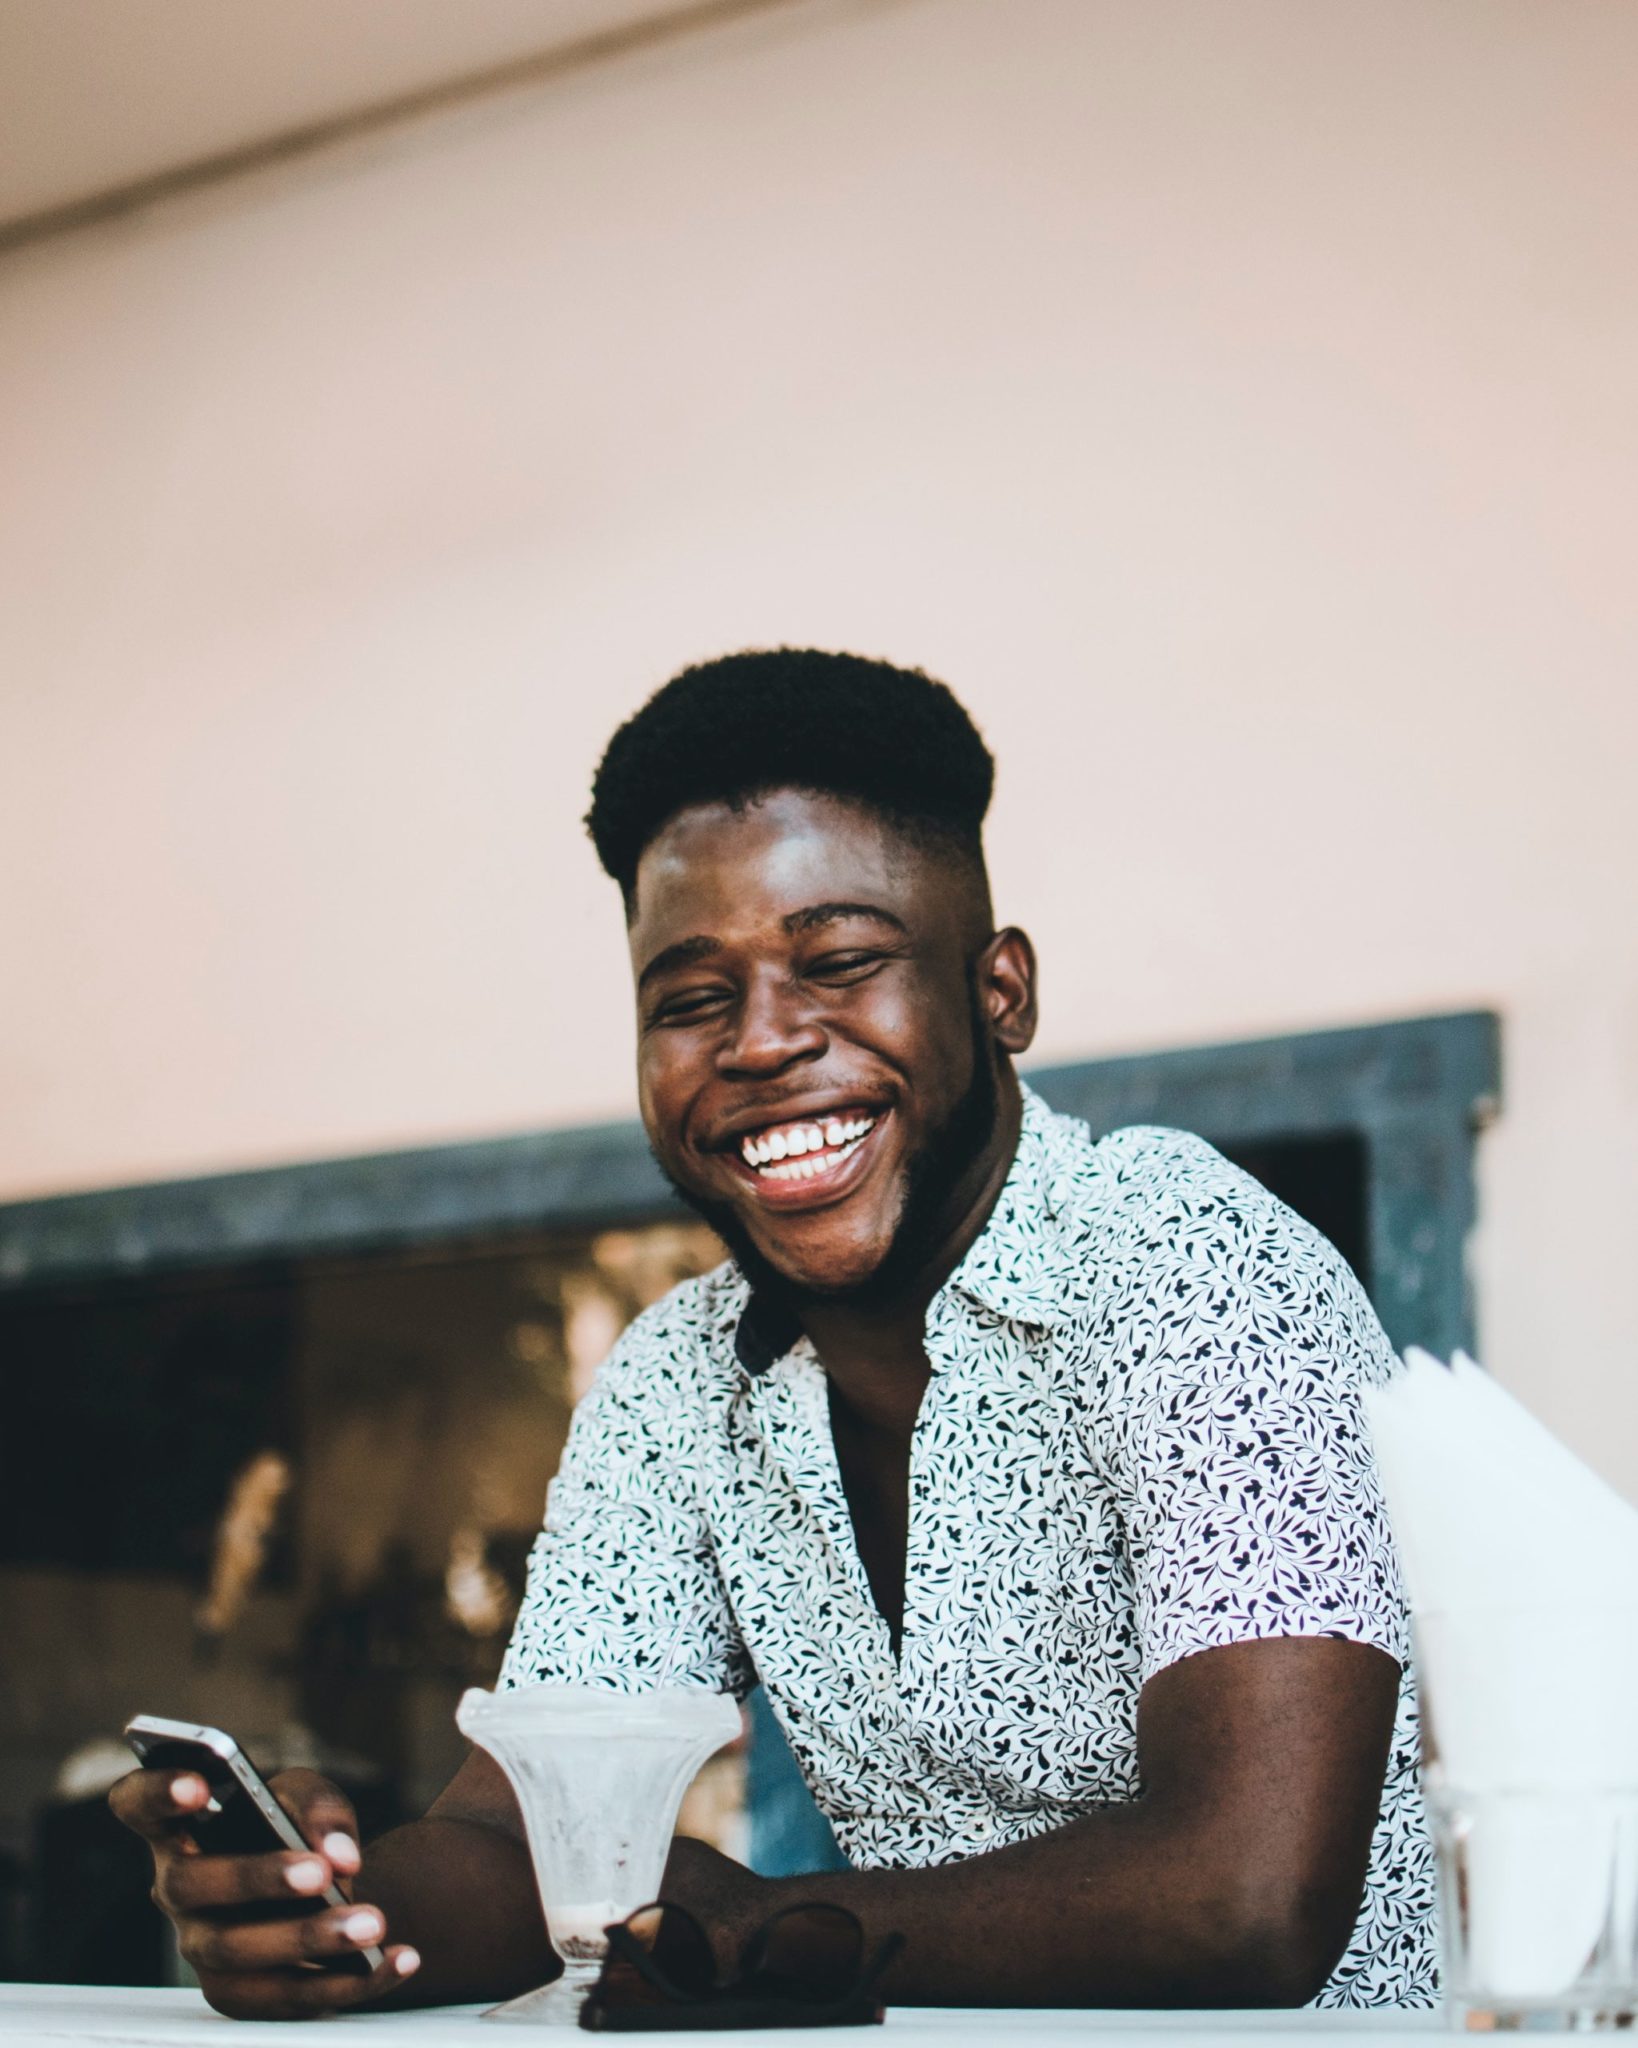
[497,1288,754,1698]
[1092,1135,1409,1686]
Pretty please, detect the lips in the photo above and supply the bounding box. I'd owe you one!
[718,1104,890,1213]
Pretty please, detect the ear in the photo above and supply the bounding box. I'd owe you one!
[975,927,1038,1057]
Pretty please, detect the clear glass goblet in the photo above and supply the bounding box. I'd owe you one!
[456,1682,740,2025]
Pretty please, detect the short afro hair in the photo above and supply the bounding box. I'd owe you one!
[586,648,995,908]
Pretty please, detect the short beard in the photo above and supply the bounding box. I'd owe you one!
[655,975,1000,1314]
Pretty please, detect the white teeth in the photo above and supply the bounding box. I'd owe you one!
[757,1134,867,1182]
[738,1114,878,1178]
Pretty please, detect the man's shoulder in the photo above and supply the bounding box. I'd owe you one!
[1080,1119,1236,1190]
[1028,1093,1259,1236]
[1029,1098,1386,1355]
[594,1260,748,1394]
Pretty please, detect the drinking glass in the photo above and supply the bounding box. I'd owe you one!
[1427,1775,1638,2029]
[456,1682,740,2025]
[1415,1605,1638,2029]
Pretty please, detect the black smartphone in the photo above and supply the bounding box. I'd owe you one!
[123,1714,384,1973]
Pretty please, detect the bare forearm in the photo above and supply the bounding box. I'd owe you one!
[353,1816,557,2008]
[750,1802,1346,2009]
[741,1640,1394,2009]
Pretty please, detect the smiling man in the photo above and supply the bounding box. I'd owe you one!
[114,650,1436,2014]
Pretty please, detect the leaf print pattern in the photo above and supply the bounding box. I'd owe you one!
[499,1084,1437,2008]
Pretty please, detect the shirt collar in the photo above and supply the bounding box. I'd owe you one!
[943,1082,1073,1334]
[727,1081,1070,1376]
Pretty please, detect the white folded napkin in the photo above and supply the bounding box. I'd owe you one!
[1363,1349,1638,1999]
[1367,1348,1638,1619]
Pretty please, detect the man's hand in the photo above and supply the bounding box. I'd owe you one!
[118,1744,560,2018]
[109,1765,420,2018]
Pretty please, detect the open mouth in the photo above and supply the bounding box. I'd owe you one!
[725,1108,886,1208]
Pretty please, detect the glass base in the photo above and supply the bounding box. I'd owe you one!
[483,1963,599,2026]
[1449,2007,1629,2023]
[1450,1998,1637,2033]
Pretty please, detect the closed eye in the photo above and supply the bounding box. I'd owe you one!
[806,949,896,983]
[648,987,733,1027]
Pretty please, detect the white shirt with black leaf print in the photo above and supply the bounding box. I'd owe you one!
[500,1084,1437,2008]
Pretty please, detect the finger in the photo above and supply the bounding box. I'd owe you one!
[269,1770,363,1874]
[109,1768,212,1843]
[161,1846,335,1915]
[203,1946,420,2021]
[183,1901,390,1977]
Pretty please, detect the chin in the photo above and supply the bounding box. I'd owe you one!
[658,1153,904,1303]
[748,1217,895,1298]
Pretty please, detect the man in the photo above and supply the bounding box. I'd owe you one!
[114,649,1436,2013]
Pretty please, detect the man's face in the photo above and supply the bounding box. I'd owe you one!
[629,790,1024,1298]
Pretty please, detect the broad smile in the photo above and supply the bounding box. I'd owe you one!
[722,1106,890,1213]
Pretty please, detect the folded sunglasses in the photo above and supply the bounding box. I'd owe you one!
[580,1899,903,2031]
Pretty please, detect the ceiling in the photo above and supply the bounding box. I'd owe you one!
[0,0,732,236]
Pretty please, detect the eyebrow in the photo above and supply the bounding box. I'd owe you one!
[636,902,908,992]
[781,901,908,939]
[637,934,724,994]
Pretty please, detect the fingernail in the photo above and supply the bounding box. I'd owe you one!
[286,1857,327,1893]
[343,1910,382,1943]
[395,1948,421,1975]
[322,1831,360,1871]
[172,1775,207,1807]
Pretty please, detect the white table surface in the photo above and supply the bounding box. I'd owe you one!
[0,1986,1449,2048]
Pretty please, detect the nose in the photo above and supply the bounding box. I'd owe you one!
[717,970,827,1078]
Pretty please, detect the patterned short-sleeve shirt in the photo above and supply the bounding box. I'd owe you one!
[500,1084,1437,2008]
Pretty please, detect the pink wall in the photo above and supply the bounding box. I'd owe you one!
[2,0,1635,1482]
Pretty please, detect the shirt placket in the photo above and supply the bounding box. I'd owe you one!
[897,1289,981,1712]
[749,1340,901,1708]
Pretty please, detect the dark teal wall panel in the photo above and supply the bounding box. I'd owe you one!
[0,1011,1499,1358]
